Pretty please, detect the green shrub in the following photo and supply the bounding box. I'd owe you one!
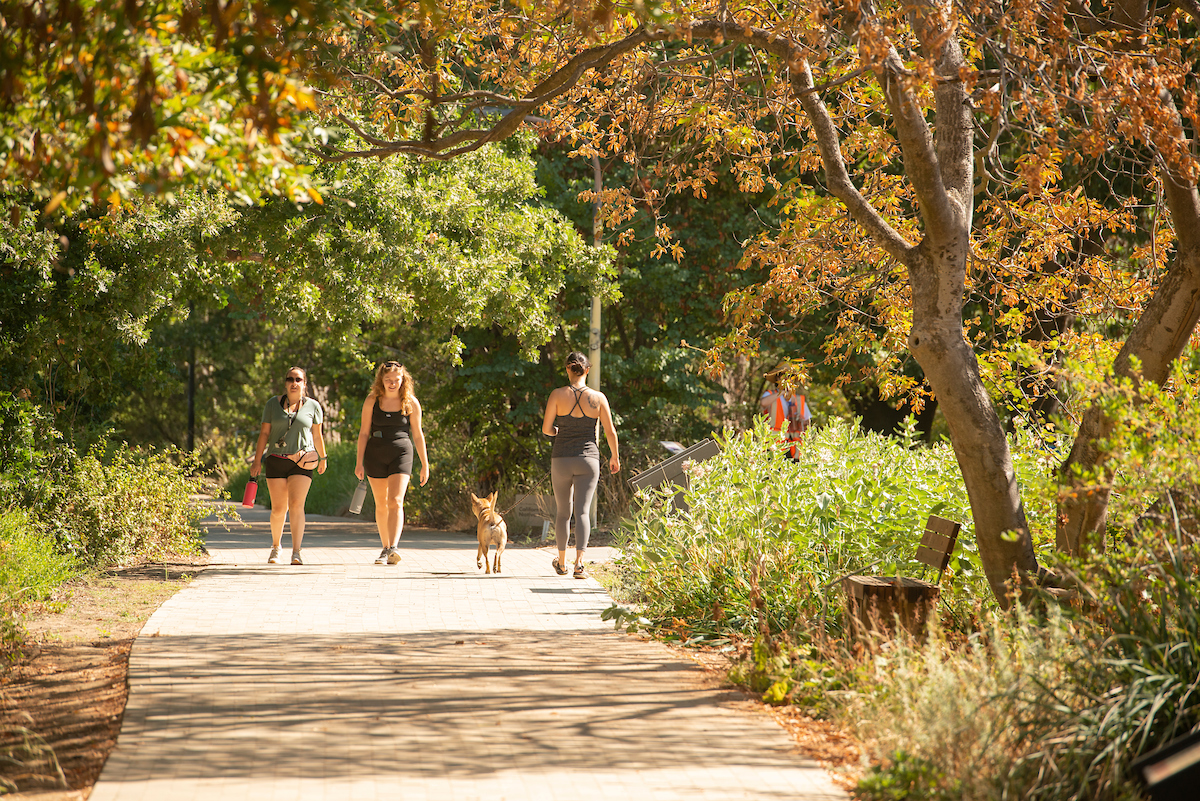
[855,750,962,801]
[612,417,1057,641]
[3,396,213,566]
[43,445,210,565]
[0,396,73,512]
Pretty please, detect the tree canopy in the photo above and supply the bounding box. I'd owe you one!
[1,136,612,420]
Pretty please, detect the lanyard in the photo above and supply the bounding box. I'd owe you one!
[276,397,304,447]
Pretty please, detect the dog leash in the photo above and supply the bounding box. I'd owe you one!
[493,476,554,518]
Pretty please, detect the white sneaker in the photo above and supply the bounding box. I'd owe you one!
[291,551,303,565]
[374,548,390,565]
[386,547,402,565]
[268,546,281,564]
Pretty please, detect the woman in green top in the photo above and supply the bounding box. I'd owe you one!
[250,366,328,565]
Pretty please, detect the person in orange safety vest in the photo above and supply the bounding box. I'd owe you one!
[760,363,811,461]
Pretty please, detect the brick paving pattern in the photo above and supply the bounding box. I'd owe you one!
[90,504,846,800]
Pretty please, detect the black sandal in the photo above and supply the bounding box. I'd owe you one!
[573,562,587,579]
[552,557,569,576]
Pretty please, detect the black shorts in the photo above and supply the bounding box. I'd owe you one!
[263,455,314,480]
[364,435,413,478]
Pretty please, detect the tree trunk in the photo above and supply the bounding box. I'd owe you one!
[891,0,1041,601]
[784,0,1042,603]
[908,246,1040,599]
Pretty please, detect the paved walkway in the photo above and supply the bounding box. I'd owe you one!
[90,504,846,801]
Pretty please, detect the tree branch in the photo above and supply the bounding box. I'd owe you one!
[862,0,965,245]
[341,70,424,102]
[319,26,666,162]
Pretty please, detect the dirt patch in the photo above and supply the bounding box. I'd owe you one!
[1,561,203,798]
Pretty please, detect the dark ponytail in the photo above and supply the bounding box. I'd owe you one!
[565,351,590,376]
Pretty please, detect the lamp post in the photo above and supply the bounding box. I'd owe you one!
[589,152,603,524]
[186,302,195,453]
[513,113,606,524]
[588,152,602,392]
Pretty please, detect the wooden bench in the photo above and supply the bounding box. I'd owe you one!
[842,514,962,639]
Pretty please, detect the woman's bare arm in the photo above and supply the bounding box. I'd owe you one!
[542,388,560,437]
[596,392,620,473]
[410,398,431,486]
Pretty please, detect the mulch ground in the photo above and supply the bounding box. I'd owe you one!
[1,563,203,799]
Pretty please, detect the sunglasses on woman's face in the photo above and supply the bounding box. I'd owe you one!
[285,377,304,383]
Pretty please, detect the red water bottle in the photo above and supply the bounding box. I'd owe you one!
[242,477,258,508]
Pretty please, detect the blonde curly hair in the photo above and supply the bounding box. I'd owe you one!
[369,361,416,415]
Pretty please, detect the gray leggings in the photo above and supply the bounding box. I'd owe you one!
[551,456,600,552]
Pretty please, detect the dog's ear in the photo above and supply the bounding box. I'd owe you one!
[488,491,497,504]
[470,492,480,503]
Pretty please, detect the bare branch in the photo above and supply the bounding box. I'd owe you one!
[794,66,871,97]
[334,114,396,149]
[342,70,424,102]
[660,42,739,67]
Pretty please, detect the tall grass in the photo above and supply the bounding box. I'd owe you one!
[0,508,78,657]
[849,611,1080,800]
[1000,538,1200,801]
[849,534,1200,801]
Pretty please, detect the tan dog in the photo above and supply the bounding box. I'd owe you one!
[471,492,508,574]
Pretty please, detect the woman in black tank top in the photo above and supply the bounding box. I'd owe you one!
[355,361,430,565]
[541,352,621,579]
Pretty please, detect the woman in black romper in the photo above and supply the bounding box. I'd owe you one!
[354,361,430,565]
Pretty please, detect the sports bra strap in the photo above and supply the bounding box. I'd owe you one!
[568,386,588,417]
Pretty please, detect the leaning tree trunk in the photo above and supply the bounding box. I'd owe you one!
[783,0,1041,603]
[908,244,1041,600]
[1057,171,1200,555]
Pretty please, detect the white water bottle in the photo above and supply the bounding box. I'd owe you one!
[349,479,368,515]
